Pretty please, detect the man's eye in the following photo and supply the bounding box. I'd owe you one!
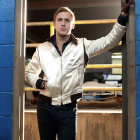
[57,18,62,21]
[65,19,70,22]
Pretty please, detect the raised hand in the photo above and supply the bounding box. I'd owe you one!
[121,1,132,15]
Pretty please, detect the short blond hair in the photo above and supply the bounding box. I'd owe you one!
[53,7,75,23]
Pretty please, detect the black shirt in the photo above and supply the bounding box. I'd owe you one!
[51,35,72,55]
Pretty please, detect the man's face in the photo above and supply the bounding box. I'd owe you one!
[53,11,75,36]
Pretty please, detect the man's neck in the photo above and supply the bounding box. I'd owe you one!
[55,34,71,54]
[56,34,71,46]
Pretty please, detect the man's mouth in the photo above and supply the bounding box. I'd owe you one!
[60,28,66,31]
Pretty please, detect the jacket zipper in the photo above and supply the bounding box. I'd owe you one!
[60,44,71,104]
[55,48,63,105]
[60,56,63,104]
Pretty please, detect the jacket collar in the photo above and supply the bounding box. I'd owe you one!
[47,34,78,45]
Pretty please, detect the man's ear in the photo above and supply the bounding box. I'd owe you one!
[72,23,75,29]
[53,22,55,29]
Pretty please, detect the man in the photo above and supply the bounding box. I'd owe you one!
[25,2,131,140]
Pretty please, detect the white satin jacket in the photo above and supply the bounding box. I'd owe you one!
[25,22,126,105]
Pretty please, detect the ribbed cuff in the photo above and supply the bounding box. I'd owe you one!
[36,79,45,89]
[117,14,128,26]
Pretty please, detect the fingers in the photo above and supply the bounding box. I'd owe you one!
[127,1,131,6]
[127,0,133,6]
[123,0,131,6]
[127,1,132,9]
[122,2,125,7]
[122,0,132,14]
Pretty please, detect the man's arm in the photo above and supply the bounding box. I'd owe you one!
[84,1,131,58]
[25,48,46,89]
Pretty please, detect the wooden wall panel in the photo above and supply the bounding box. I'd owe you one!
[25,112,40,140]
[77,112,122,140]
[25,110,122,140]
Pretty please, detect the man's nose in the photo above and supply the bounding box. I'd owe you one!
[62,20,65,25]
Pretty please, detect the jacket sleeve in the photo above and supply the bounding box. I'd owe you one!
[84,22,126,59]
[25,48,42,88]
